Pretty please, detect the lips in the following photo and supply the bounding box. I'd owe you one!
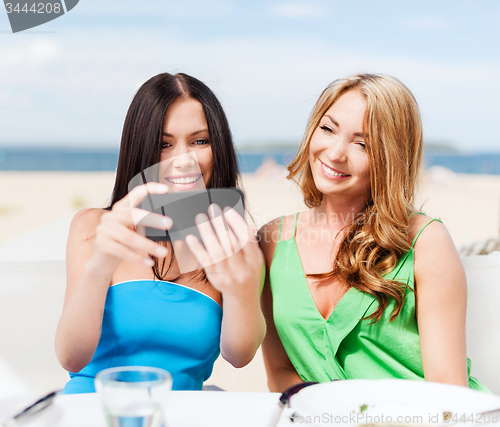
[165,174,202,185]
[320,161,350,177]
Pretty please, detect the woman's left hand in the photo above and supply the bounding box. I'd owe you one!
[185,204,264,300]
[186,204,266,367]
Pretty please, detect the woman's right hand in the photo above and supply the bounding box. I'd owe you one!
[56,182,172,373]
[88,182,173,278]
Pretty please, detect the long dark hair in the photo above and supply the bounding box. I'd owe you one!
[109,72,238,205]
[108,72,239,281]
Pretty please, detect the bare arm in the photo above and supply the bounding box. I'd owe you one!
[259,219,303,392]
[55,183,171,373]
[219,270,266,368]
[54,208,111,373]
[186,206,266,368]
[413,218,468,386]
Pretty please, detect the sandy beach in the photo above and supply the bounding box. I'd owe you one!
[1,167,499,247]
[1,167,500,396]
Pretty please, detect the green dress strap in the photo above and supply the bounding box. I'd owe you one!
[278,213,299,241]
[411,218,443,248]
[278,216,283,240]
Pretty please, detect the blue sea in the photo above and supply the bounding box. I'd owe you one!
[0,147,500,175]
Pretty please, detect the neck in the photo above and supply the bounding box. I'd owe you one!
[171,241,202,273]
[313,194,369,229]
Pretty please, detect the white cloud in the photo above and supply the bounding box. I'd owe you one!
[29,39,60,61]
[0,38,60,69]
[0,30,499,151]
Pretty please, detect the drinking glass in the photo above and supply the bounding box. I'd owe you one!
[94,366,172,427]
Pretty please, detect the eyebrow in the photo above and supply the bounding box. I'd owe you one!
[324,115,367,138]
[162,129,209,137]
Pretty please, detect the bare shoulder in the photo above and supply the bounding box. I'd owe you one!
[69,208,106,242]
[258,217,281,264]
[258,214,296,264]
[408,213,452,250]
[258,214,299,242]
[65,208,108,303]
[258,216,281,236]
[66,208,106,276]
[410,213,464,290]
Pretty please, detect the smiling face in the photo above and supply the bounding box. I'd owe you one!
[308,89,371,205]
[160,96,214,192]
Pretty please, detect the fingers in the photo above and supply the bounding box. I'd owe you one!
[185,234,215,270]
[114,183,171,232]
[98,238,155,267]
[226,223,241,254]
[92,183,172,269]
[133,209,172,231]
[195,213,228,264]
[222,208,264,269]
[101,208,170,234]
[114,182,169,211]
[223,207,253,244]
[208,205,235,257]
[184,205,238,275]
[192,204,255,263]
[97,219,168,260]
[186,204,265,295]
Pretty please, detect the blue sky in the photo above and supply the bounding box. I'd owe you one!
[1,0,499,151]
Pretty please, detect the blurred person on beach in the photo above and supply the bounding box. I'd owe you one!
[55,73,265,394]
[259,74,488,393]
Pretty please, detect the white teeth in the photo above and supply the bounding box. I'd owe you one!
[322,163,348,177]
[166,175,200,184]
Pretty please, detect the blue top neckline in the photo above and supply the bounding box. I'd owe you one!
[109,279,222,310]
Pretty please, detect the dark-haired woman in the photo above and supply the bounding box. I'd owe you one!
[55,73,265,394]
[260,74,487,393]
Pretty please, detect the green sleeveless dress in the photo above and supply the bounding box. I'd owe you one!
[269,213,488,392]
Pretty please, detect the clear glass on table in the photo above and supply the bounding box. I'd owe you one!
[94,366,172,427]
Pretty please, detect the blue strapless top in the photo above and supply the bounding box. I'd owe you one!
[62,280,222,394]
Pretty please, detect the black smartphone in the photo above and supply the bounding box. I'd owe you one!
[137,188,245,242]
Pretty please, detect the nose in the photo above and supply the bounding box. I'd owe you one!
[325,137,348,163]
[172,151,197,170]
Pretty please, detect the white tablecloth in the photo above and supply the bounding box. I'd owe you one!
[3,389,500,427]
[1,391,288,427]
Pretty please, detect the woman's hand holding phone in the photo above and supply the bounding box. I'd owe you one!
[88,183,173,278]
[57,182,173,373]
[185,204,264,299]
[185,204,266,367]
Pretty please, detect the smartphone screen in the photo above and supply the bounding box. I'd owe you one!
[137,188,245,242]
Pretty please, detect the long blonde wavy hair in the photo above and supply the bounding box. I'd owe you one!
[288,74,423,322]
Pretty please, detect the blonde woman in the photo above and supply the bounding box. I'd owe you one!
[259,74,488,393]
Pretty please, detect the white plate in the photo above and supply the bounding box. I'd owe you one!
[289,380,500,426]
